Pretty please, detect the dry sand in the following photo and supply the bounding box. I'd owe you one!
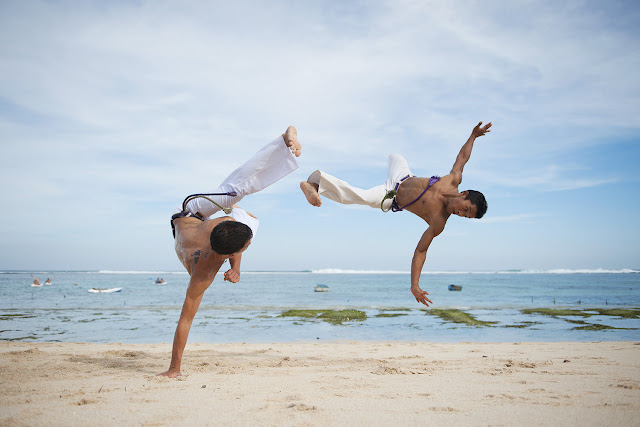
[1,341,639,426]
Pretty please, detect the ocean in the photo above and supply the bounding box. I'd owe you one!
[1,270,639,343]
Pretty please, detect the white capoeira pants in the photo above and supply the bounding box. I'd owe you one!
[175,135,299,237]
[307,154,414,211]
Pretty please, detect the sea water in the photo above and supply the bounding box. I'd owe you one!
[1,270,639,343]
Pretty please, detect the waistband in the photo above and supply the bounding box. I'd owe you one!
[170,210,205,238]
[390,175,413,212]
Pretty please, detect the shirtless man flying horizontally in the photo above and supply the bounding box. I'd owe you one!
[159,126,302,378]
[300,121,491,307]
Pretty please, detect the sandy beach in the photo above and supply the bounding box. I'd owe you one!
[1,341,638,426]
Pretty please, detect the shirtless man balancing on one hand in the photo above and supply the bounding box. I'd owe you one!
[159,126,302,378]
[300,122,491,307]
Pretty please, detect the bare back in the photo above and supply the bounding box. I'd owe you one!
[173,217,231,277]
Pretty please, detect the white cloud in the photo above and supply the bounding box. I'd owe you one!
[477,214,541,224]
[0,0,638,270]
[476,164,619,192]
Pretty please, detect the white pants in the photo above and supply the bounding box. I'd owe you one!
[307,154,413,210]
[177,135,298,222]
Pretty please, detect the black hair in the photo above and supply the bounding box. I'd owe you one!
[210,221,253,255]
[464,190,487,219]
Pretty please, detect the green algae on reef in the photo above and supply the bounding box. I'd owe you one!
[561,318,629,330]
[521,307,639,330]
[0,313,36,321]
[375,313,409,318]
[280,309,367,325]
[280,309,326,318]
[3,335,38,341]
[425,309,497,327]
[502,321,543,329]
[559,318,634,330]
[521,308,640,319]
[521,308,591,318]
[319,310,367,325]
[571,323,621,331]
[589,308,640,319]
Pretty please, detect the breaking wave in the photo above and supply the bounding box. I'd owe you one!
[311,268,639,275]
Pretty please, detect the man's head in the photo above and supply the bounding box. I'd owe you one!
[465,190,487,218]
[210,221,253,255]
[448,190,487,219]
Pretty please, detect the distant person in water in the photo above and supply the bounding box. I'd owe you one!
[300,121,491,307]
[32,278,40,286]
[158,126,302,378]
[44,278,52,286]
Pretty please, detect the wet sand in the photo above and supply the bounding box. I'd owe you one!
[1,341,639,426]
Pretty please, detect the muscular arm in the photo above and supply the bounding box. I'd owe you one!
[450,121,492,186]
[224,254,242,283]
[410,225,444,306]
[158,275,212,378]
[224,205,253,283]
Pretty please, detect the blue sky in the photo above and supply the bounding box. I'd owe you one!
[0,0,638,272]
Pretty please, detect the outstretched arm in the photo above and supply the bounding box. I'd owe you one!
[158,276,212,378]
[410,225,444,306]
[449,121,492,186]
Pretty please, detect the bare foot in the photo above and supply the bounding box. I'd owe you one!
[300,181,321,207]
[157,369,182,378]
[283,125,302,157]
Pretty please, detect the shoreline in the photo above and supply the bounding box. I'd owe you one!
[2,306,639,344]
[1,341,639,426]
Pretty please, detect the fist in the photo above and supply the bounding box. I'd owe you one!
[224,269,240,283]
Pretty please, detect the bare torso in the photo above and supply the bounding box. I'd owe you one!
[172,216,231,278]
[395,175,457,227]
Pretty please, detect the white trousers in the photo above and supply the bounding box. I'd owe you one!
[178,135,298,218]
[307,154,413,210]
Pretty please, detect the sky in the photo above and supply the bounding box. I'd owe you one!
[0,0,639,272]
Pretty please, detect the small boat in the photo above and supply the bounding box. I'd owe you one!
[448,284,462,291]
[314,284,329,292]
[31,283,43,287]
[88,288,123,294]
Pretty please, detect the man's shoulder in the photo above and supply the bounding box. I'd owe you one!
[428,216,448,235]
[437,173,459,186]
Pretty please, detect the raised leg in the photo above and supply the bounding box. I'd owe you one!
[181,131,300,218]
[300,181,321,207]
[301,170,386,209]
